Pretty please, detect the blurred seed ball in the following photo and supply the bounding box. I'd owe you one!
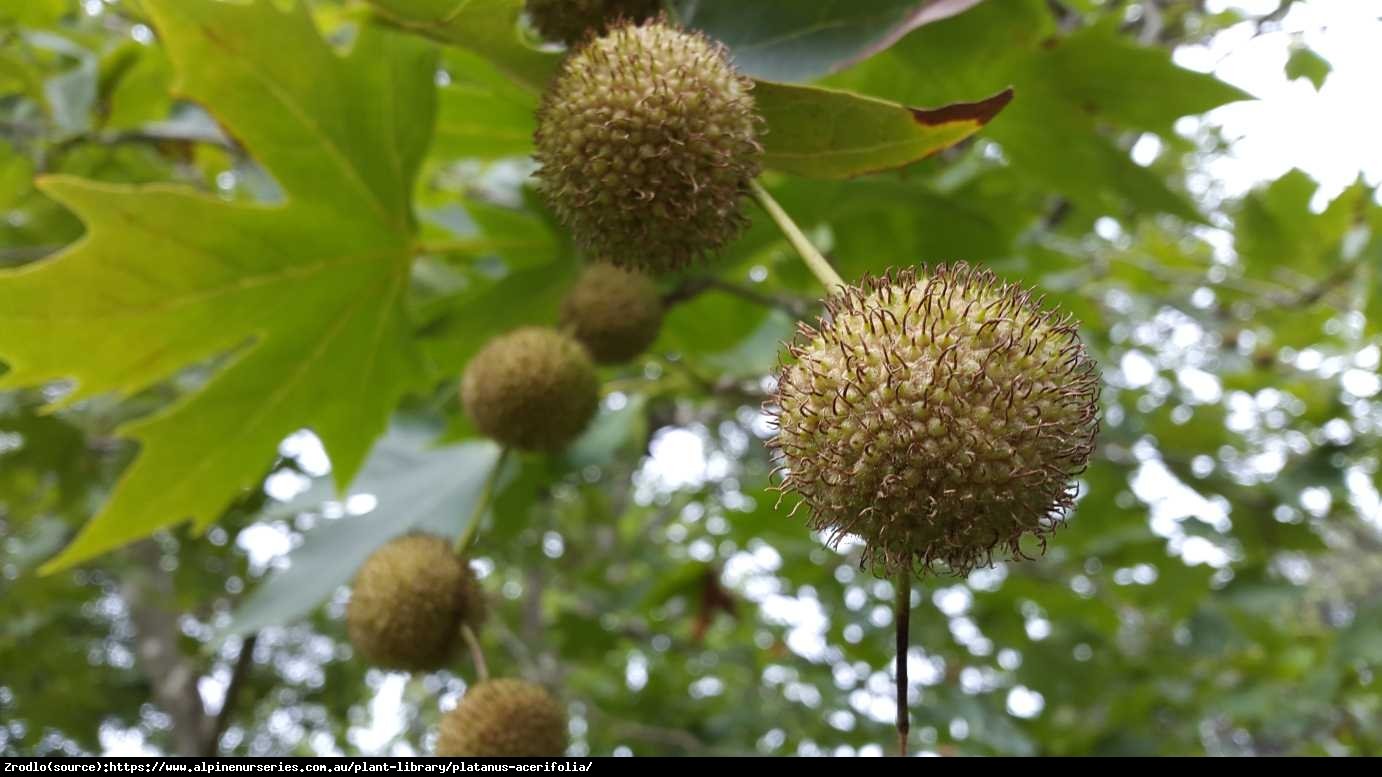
[435,678,568,757]
[770,263,1101,577]
[346,534,486,672]
[560,262,664,363]
[462,327,600,451]
[534,20,762,273]
[525,0,661,45]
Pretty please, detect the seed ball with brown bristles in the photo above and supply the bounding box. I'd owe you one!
[560,262,664,363]
[346,534,486,672]
[525,0,661,45]
[534,20,762,273]
[462,327,599,451]
[770,263,1100,577]
[435,678,568,757]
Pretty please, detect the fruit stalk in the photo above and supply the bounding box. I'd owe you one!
[895,570,911,757]
[455,448,511,557]
[460,623,489,683]
[749,179,845,293]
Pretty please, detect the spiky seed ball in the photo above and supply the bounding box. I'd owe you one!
[560,262,664,363]
[526,0,661,45]
[346,534,486,672]
[461,327,600,451]
[770,263,1100,577]
[436,679,568,757]
[534,20,762,273]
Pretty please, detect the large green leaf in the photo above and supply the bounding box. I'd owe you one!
[676,0,985,83]
[826,0,1248,219]
[756,80,1011,179]
[223,428,501,638]
[0,0,439,571]
[365,0,559,92]
[434,48,538,161]
[1041,19,1250,135]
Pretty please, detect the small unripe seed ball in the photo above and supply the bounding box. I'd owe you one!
[560,262,664,363]
[534,20,761,273]
[526,0,661,45]
[346,534,486,672]
[771,264,1101,577]
[436,679,567,757]
[462,327,600,451]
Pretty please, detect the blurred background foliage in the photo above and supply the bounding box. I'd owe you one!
[2,0,1381,757]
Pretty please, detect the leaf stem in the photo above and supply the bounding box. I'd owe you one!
[895,570,912,757]
[749,179,846,293]
[458,619,491,680]
[204,633,258,755]
[454,448,510,557]
[460,623,489,683]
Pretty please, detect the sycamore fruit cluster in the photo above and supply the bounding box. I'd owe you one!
[770,264,1100,577]
[526,0,661,45]
[459,18,759,454]
[436,679,568,757]
[535,20,762,272]
[346,534,486,672]
[341,4,1106,759]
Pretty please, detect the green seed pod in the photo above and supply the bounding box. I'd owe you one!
[346,534,486,672]
[770,264,1100,577]
[560,262,664,363]
[534,20,761,273]
[462,327,600,451]
[436,679,568,757]
[525,0,661,45]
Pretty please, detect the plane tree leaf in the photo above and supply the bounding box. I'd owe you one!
[674,0,986,83]
[0,0,439,571]
[825,0,1250,219]
[365,0,560,92]
[756,80,1012,179]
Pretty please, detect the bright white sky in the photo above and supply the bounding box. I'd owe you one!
[97,0,1382,758]
[1184,0,1382,203]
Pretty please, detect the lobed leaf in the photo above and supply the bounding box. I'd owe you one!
[675,0,985,83]
[0,0,439,571]
[756,80,1011,179]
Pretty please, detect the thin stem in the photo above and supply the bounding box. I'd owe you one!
[895,571,912,757]
[662,275,812,318]
[204,633,258,756]
[454,448,511,557]
[749,179,846,293]
[460,623,489,683]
